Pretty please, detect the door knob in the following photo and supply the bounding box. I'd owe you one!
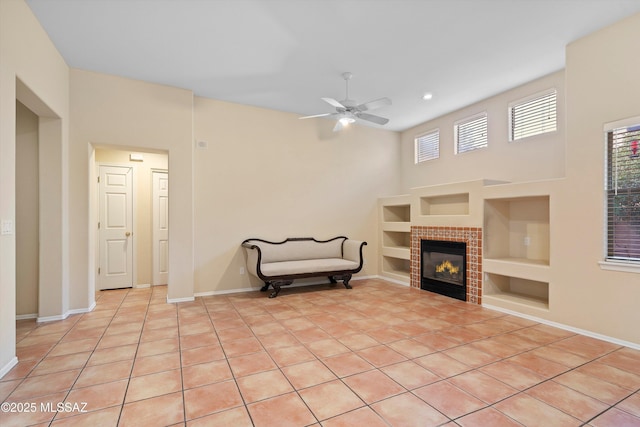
[125,232,131,237]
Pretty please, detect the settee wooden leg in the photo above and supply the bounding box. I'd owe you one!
[328,276,338,284]
[342,274,353,289]
[260,283,270,292]
[269,286,281,298]
[268,280,292,298]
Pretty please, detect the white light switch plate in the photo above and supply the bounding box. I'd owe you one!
[1,220,14,235]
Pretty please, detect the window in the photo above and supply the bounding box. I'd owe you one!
[606,122,640,263]
[415,129,439,163]
[455,113,487,154]
[509,89,557,141]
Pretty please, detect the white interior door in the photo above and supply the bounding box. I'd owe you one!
[98,165,133,290]
[153,171,169,285]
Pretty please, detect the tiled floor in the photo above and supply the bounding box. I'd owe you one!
[2,279,640,426]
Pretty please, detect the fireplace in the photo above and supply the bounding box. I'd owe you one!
[411,226,482,304]
[421,239,466,301]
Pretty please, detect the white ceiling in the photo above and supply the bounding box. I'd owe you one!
[26,0,640,131]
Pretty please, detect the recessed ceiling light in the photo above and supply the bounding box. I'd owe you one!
[422,92,433,100]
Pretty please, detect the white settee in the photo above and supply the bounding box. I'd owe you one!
[241,236,367,298]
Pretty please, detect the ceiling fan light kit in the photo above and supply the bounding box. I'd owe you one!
[299,72,391,131]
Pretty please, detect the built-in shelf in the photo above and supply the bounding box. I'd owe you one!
[420,193,469,216]
[483,293,549,311]
[383,230,411,249]
[381,222,411,233]
[484,257,548,266]
[382,246,410,260]
[483,258,550,282]
[484,273,549,310]
[379,196,412,284]
[484,196,550,265]
[411,181,488,227]
[382,204,411,223]
[382,256,411,279]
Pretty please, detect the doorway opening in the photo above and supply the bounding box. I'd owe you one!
[93,147,169,291]
[15,101,39,320]
[15,78,64,324]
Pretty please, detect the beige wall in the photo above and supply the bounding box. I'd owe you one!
[70,69,194,303]
[15,102,39,316]
[398,14,640,345]
[400,71,566,190]
[193,97,400,293]
[72,76,400,299]
[94,148,168,286]
[554,12,640,343]
[0,0,69,374]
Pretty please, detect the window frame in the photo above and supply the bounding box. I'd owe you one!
[600,116,640,273]
[414,128,440,164]
[508,88,558,142]
[454,112,488,154]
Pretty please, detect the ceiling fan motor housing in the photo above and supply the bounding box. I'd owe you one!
[340,99,358,109]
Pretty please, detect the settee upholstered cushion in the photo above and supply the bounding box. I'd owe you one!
[260,258,359,276]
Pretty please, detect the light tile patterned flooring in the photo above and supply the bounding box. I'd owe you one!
[2,279,640,426]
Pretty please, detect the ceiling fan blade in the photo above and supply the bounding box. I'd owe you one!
[322,97,346,109]
[357,97,391,112]
[299,112,334,120]
[333,120,344,132]
[357,112,389,125]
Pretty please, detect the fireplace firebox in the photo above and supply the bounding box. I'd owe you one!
[421,239,466,301]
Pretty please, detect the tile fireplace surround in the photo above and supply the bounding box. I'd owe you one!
[411,226,482,304]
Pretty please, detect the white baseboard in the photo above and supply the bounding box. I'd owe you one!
[37,313,67,322]
[36,301,96,323]
[0,357,18,380]
[166,295,195,304]
[483,304,640,351]
[16,313,38,320]
[135,283,151,289]
[194,275,377,298]
[72,300,97,315]
[352,275,378,281]
[378,276,410,287]
[194,286,259,297]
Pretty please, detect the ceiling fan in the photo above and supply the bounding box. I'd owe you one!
[300,72,392,132]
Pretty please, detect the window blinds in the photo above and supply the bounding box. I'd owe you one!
[456,114,487,154]
[510,90,557,141]
[606,125,640,261]
[415,130,439,163]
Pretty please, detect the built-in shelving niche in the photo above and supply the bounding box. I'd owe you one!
[379,197,412,284]
[382,230,411,249]
[382,256,411,279]
[420,193,469,216]
[382,204,411,223]
[484,196,550,266]
[380,181,555,312]
[484,272,549,310]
